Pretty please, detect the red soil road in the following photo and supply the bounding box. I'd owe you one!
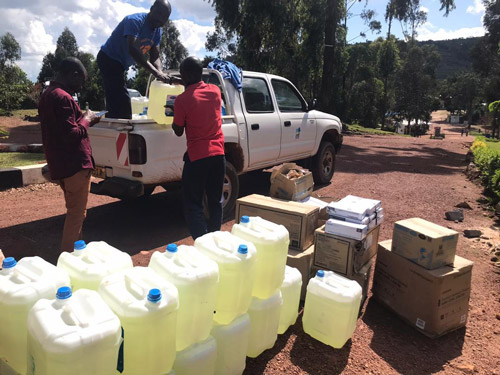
[0,119,499,374]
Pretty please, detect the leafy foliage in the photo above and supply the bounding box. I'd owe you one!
[472,137,500,201]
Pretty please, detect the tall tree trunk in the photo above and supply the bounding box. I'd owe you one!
[320,0,339,114]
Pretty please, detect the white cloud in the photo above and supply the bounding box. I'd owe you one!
[170,0,216,23]
[417,24,485,41]
[467,0,485,15]
[420,6,429,13]
[0,0,214,81]
[173,19,215,57]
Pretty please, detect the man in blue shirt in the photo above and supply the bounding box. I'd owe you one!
[97,0,172,119]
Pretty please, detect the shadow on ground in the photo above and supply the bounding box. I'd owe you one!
[363,298,465,375]
[337,141,468,176]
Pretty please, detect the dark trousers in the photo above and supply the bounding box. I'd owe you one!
[97,50,132,119]
[182,154,226,240]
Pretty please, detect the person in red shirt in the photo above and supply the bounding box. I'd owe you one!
[172,56,225,239]
[39,57,101,252]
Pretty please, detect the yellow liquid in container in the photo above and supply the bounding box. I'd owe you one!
[278,266,302,334]
[27,288,122,375]
[149,244,219,351]
[57,241,133,291]
[172,336,217,375]
[247,290,282,358]
[232,216,289,299]
[211,313,250,375]
[0,257,70,375]
[194,231,256,324]
[302,270,362,348]
[131,97,149,115]
[147,80,184,125]
[98,267,179,375]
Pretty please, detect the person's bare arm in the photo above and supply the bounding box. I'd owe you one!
[172,122,184,137]
[127,36,169,82]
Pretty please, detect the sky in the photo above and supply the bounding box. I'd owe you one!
[0,0,487,81]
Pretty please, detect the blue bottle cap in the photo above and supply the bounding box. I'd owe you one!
[74,240,86,250]
[240,216,250,224]
[166,244,178,253]
[238,244,248,254]
[316,270,325,278]
[2,257,17,269]
[148,289,162,303]
[56,286,72,300]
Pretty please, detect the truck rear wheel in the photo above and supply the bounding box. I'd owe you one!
[203,160,239,221]
[311,141,336,184]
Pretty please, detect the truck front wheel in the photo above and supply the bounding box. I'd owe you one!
[312,141,336,184]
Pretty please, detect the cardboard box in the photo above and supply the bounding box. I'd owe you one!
[287,245,315,300]
[350,258,373,303]
[325,218,369,240]
[313,224,380,277]
[326,195,381,221]
[392,218,458,269]
[373,240,473,338]
[235,194,319,251]
[268,163,314,202]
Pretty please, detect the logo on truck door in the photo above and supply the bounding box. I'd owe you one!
[116,133,129,167]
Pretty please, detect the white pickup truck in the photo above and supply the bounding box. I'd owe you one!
[88,69,343,216]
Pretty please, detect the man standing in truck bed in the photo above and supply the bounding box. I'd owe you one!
[97,0,172,119]
[172,57,225,240]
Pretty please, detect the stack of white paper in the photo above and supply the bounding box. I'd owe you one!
[325,195,384,239]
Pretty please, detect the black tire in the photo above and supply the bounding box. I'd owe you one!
[222,161,239,219]
[142,185,156,197]
[311,141,336,184]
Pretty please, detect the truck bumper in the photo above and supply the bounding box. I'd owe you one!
[91,177,144,199]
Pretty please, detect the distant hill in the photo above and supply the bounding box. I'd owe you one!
[418,37,481,79]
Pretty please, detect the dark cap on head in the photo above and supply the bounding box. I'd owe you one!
[180,56,203,86]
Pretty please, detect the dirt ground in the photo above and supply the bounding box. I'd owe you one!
[0,117,499,374]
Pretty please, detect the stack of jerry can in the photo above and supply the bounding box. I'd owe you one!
[373,218,473,337]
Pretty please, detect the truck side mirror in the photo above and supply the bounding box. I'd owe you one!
[308,98,317,111]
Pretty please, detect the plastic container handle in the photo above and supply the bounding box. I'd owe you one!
[124,273,149,300]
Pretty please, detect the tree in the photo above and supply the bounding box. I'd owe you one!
[0,33,32,113]
[446,72,482,127]
[489,100,500,138]
[38,27,80,82]
[395,45,438,127]
[376,36,400,129]
[0,32,21,68]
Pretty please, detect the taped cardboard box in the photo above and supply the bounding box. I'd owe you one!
[313,224,380,277]
[287,245,315,300]
[392,218,458,269]
[235,194,319,251]
[373,240,473,338]
[268,163,314,201]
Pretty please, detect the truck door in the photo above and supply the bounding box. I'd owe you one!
[270,79,316,159]
[242,76,281,166]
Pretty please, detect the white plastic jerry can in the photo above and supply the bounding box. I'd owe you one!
[278,266,303,334]
[147,80,184,125]
[211,313,251,375]
[231,216,290,299]
[57,240,133,291]
[149,244,219,351]
[172,336,217,375]
[0,256,70,375]
[302,270,362,349]
[98,266,180,375]
[194,231,256,324]
[247,290,283,358]
[27,287,122,375]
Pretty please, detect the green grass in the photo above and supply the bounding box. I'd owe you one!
[0,128,8,139]
[347,124,403,136]
[0,153,45,168]
[475,136,500,153]
[11,109,38,119]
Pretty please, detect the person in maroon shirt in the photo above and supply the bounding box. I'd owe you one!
[172,56,225,239]
[39,57,101,252]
